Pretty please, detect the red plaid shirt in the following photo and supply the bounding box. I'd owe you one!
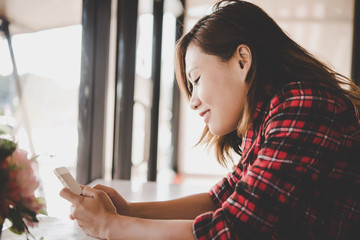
[193,81,360,239]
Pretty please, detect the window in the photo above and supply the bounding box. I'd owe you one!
[0,25,82,218]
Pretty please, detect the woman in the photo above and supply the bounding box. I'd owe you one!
[60,1,360,239]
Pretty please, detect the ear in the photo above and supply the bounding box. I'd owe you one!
[235,44,252,71]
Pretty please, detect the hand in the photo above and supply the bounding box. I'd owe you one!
[60,186,117,239]
[93,184,131,216]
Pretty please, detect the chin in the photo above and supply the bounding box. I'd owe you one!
[208,126,235,137]
[208,127,220,136]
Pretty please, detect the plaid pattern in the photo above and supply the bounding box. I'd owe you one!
[193,81,360,240]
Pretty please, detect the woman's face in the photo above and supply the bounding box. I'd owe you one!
[185,44,250,136]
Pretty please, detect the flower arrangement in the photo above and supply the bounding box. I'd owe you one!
[0,137,46,237]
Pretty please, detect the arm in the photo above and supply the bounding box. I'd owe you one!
[93,184,217,220]
[105,215,195,240]
[129,193,217,219]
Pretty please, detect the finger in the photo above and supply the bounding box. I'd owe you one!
[93,184,112,192]
[71,205,82,219]
[81,186,100,198]
[70,205,75,220]
[60,188,83,204]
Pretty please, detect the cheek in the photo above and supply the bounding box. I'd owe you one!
[221,84,247,122]
[197,83,212,104]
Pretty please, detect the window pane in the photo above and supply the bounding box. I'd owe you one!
[0,25,82,218]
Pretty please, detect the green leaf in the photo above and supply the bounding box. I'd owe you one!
[8,206,25,235]
[35,197,47,215]
[22,206,39,223]
[0,138,17,161]
[0,168,9,196]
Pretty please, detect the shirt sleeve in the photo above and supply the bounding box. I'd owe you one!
[209,166,243,208]
[193,85,347,239]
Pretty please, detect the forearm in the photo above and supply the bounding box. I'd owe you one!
[128,193,217,220]
[105,214,195,240]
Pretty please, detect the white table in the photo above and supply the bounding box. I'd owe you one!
[1,179,212,240]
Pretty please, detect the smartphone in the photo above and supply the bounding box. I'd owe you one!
[54,167,83,195]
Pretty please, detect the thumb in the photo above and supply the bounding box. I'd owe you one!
[81,186,99,198]
[60,188,83,204]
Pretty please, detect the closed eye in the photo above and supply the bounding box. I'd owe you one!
[186,77,200,96]
[194,77,200,85]
[186,80,193,94]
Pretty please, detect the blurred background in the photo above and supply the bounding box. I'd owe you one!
[0,0,358,217]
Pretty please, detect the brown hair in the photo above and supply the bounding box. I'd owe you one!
[175,0,360,166]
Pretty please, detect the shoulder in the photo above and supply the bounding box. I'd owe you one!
[267,81,353,116]
[260,81,360,152]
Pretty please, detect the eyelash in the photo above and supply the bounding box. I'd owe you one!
[194,77,200,84]
[187,77,200,94]
[186,81,192,94]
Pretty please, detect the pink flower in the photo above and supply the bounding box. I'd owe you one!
[10,149,42,212]
[1,138,46,236]
[12,150,39,196]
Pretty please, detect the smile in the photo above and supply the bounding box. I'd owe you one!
[200,110,210,123]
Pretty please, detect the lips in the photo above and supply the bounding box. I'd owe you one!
[199,110,210,123]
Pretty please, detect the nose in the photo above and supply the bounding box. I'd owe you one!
[189,91,201,110]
